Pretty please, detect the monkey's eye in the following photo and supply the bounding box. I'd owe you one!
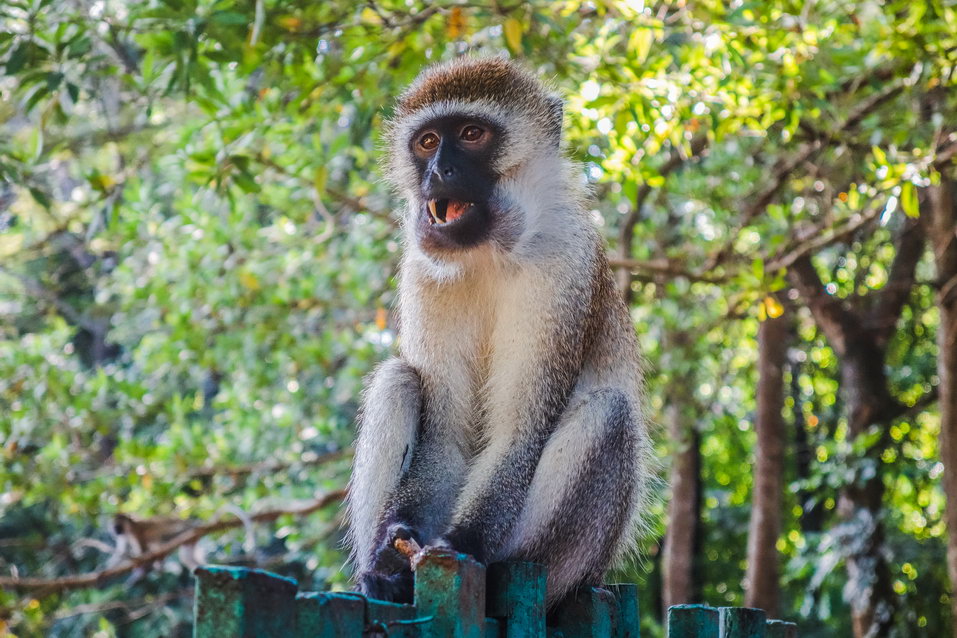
[460,125,485,142]
[418,132,440,151]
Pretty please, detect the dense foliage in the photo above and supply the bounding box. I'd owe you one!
[1,1,954,636]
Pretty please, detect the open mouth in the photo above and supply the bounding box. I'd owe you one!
[426,198,473,225]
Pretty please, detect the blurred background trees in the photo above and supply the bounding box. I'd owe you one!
[0,0,955,636]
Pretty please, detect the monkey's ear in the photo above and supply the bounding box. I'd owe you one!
[546,94,563,146]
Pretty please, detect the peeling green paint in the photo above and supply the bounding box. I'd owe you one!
[193,551,798,637]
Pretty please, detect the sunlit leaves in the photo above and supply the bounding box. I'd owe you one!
[0,0,954,635]
[900,181,919,218]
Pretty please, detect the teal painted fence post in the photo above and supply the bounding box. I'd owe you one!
[295,592,363,638]
[765,619,798,638]
[608,584,640,638]
[413,548,486,638]
[548,587,616,637]
[718,607,766,638]
[190,562,798,638]
[486,561,547,638]
[193,566,297,638]
[366,598,424,637]
[667,604,719,638]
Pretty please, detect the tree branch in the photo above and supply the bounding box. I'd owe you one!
[935,138,957,168]
[617,135,708,300]
[706,78,908,271]
[787,255,859,354]
[186,448,351,480]
[72,447,352,485]
[766,199,884,273]
[0,264,103,334]
[0,489,345,593]
[52,588,190,622]
[607,256,726,284]
[869,218,925,347]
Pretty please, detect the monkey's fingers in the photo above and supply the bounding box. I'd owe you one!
[393,537,422,558]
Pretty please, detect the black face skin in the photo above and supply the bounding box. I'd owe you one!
[410,115,503,253]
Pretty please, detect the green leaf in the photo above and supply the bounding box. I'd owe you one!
[503,18,522,53]
[210,11,248,25]
[27,186,50,208]
[5,42,27,74]
[629,26,653,63]
[900,181,919,218]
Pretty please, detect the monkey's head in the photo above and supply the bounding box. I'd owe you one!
[385,57,566,257]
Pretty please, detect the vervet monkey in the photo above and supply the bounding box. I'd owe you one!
[346,57,651,605]
[109,514,206,582]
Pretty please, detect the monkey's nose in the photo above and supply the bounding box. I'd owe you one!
[432,166,455,183]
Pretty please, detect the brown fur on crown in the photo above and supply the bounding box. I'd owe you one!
[394,57,562,140]
[397,57,548,113]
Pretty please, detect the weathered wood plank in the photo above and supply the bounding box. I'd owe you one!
[667,604,719,638]
[193,566,297,638]
[486,561,547,638]
[718,607,766,638]
[414,548,486,638]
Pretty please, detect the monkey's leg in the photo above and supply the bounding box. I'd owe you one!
[506,388,643,603]
[436,281,589,563]
[347,358,421,576]
[347,358,467,602]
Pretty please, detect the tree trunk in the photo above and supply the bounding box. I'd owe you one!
[841,348,897,638]
[789,218,923,637]
[791,352,824,533]
[927,179,957,635]
[745,309,790,617]
[662,394,703,615]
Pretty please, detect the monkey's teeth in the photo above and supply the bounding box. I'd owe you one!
[427,199,441,224]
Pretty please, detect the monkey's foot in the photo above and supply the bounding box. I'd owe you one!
[358,569,414,604]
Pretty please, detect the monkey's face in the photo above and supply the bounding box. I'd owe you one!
[408,115,502,253]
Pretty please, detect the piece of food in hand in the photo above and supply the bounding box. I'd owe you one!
[393,537,422,558]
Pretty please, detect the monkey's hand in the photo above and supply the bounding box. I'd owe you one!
[385,522,420,555]
[370,522,422,572]
[359,523,420,603]
[431,527,486,564]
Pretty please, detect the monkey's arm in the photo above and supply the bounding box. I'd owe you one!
[441,431,551,563]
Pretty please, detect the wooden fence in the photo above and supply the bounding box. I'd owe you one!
[192,548,797,637]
